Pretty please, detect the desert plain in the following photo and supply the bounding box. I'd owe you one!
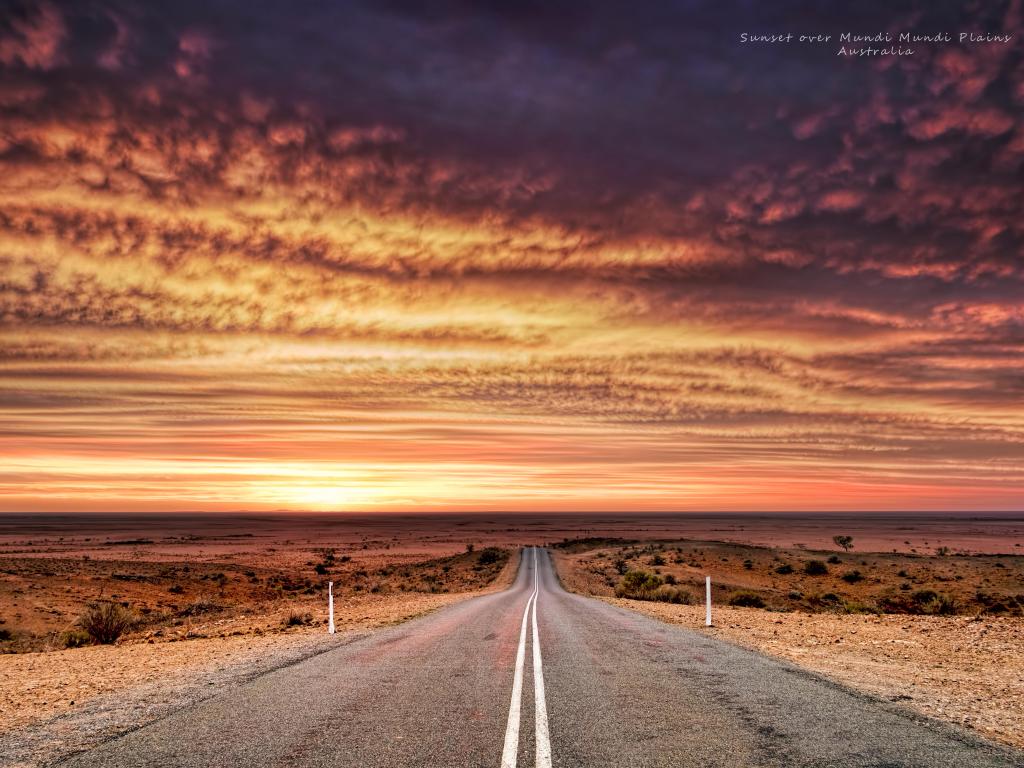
[1,511,1022,766]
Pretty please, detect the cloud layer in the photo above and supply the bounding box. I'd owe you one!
[1,0,1022,511]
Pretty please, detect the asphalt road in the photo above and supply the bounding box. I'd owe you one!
[61,547,1022,767]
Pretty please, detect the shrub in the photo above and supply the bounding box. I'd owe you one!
[879,590,957,615]
[61,629,91,648]
[477,547,503,565]
[613,558,629,574]
[314,563,329,575]
[833,535,854,552]
[743,559,753,570]
[168,584,184,594]
[663,573,677,585]
[840,570,864,584]
[176,600,222,617]
[614,570,663,600]
[728,591,766,608]
[0,627,12,642]
[79,602,134,644]
[918,592,957,615]
[804,560,829,576]
[652,586,693,604]
[827,555,841,564]
[283,611,313,627]
[649,554,666,566]
[912,589,939,604]
[775,563,794,575]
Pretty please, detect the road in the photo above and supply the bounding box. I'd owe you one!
[62,547,1022,767]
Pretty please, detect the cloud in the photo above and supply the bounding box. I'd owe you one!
[0,1,65,70]
[0,0,1022,510]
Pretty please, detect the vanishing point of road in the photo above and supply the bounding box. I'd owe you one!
[62,547,1022,767]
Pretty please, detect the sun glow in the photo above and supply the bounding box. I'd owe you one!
[271,484,382,511]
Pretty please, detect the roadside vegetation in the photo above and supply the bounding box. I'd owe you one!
[553,538,1024,617]
[614,570,692,604]
[0,546,511,653]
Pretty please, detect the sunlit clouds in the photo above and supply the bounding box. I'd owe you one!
[1,0,1022,511]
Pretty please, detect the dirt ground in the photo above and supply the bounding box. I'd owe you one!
[553,545,1024,751]
[552,537,1024,616]
[0,532,513,652]
[0,551,520,767]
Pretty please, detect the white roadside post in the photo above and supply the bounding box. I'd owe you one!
[328,581,336,635]
[705,576,712,627]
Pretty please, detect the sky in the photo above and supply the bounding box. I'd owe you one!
[0,0,1022,512]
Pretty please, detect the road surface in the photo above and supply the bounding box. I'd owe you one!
[62,547,1022,767]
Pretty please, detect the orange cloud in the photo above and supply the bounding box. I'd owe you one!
[0,0,1022,512]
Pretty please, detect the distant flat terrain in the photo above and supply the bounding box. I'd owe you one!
[2,510,1022,555]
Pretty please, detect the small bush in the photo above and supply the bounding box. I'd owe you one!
[832,535,854,552]
[176,600,222,617]
[912,589,939,604]
[879,590,957,615]
[79,602,134,644]
[168,584,184,594]
[652,586,693,604]
[314,563,329,575]
[649,554,666,566]
[840,570,864,584]
[827,555,841,564]
[0,627,12,642]
[61,629,90,648]
[743,559,753,570]
[477,547,503,565]
[283,611,313,627]
[614,570,663,600]
[728,591,766,608]
[775,563,794,575]
[919,593,957,615]
[804,560,829,576]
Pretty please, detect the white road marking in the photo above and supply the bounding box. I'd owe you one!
[500,548,538,768]
[532,549,552,768]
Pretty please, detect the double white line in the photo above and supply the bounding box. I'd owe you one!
[500,548,552,768]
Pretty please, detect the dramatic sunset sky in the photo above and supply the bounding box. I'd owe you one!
[0,0,1022,512]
